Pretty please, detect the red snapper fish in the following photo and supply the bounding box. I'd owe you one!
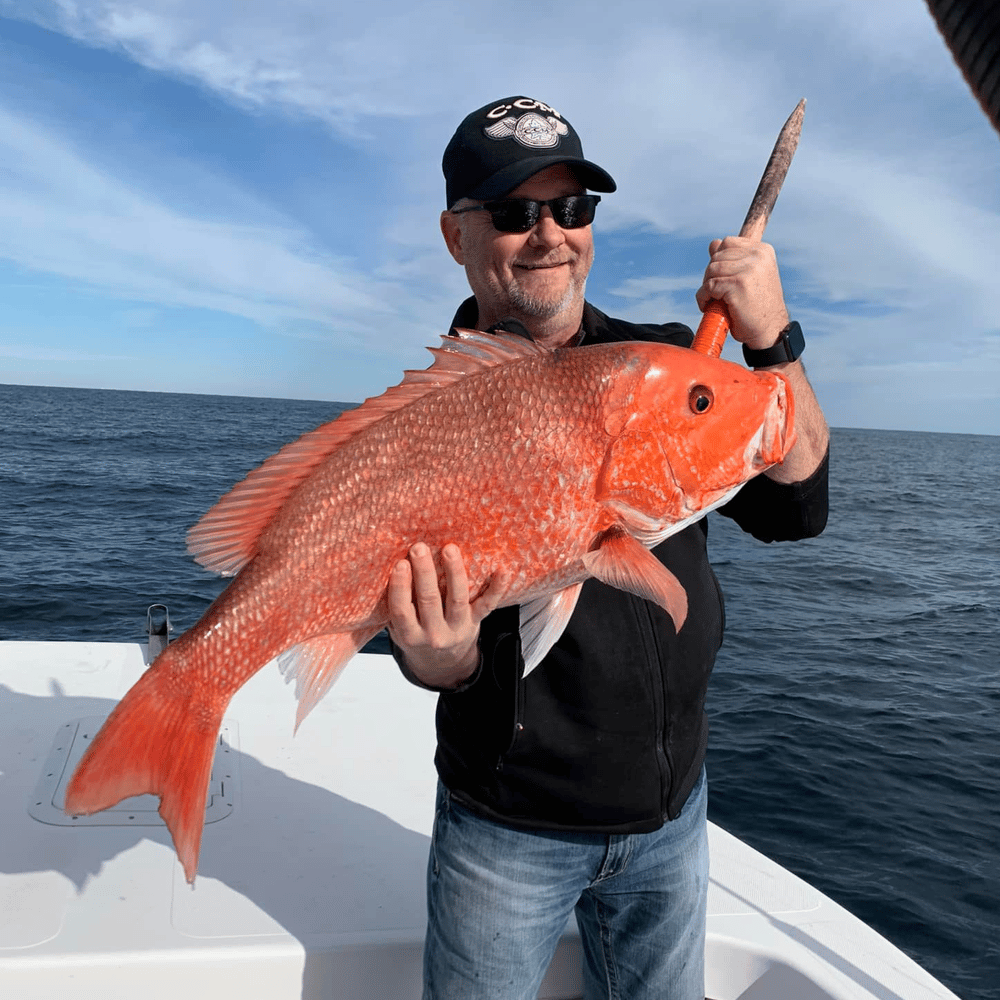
[65,329,795,881]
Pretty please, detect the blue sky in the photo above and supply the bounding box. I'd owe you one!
[0,1,997,434]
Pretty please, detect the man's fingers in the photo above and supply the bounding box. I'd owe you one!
[471,568,509,623]
[441,543,472,621]
[386,558,418,638]
[408,542,445,619]
[387,558,411,610]
[389,541,500,638]
[386,544,444,637]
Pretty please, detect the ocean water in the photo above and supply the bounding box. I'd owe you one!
[1,382,997,999]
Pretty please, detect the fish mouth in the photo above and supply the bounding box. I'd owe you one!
[754,371,797,469]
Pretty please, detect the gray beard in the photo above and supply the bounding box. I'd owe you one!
[506,275,587,320]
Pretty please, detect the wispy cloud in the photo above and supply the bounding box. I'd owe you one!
[0,341,134,363]
[6,0,469,127]
[0,102,425,341]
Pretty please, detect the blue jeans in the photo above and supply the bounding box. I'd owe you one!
[423,769,708,1000]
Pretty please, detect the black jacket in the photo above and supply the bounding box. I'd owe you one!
[394,299,829,832]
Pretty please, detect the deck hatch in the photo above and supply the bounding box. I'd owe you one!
[27,716,238,827]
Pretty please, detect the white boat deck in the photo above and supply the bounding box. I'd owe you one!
[0,641,960,999]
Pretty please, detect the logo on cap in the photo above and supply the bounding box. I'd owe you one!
[484,112,569,149]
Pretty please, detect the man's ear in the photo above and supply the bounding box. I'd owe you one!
[440,210,465,265]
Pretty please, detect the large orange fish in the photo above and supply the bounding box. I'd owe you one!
[65,329,795,882]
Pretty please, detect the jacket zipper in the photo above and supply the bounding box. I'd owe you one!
[643,600,674,808]
[495,630,525,771]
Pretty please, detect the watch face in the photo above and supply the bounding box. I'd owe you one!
[784,321,805,360]
[743,322,804,366]
[774,334,794,362]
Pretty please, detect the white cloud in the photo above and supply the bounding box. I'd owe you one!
[607,275,701,301]
[6,0,476,128]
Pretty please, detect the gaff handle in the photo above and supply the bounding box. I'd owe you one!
[689,99,805,359]
[691,300,730,358]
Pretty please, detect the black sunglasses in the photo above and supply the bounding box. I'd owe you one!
[451,195,601,234]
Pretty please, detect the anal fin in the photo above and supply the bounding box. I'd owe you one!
[277,627,381,731]
[519,584,584,677]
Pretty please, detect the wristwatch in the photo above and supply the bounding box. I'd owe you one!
[742,321,805,367]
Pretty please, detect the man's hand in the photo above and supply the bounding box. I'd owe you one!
[387,542,507,689]
[696,236,789,350]
[696,236,829,483]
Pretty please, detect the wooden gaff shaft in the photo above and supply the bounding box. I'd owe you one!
[690,99,806,357]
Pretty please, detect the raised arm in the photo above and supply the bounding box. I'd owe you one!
[697,235,829,483]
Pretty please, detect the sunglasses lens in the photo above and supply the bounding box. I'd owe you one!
[483,195,600,233]
[487,201,538,233]
[551,196,598,229]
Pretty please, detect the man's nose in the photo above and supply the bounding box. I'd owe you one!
[527,206,566,247]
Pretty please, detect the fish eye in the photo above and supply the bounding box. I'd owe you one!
[689,385,714,414]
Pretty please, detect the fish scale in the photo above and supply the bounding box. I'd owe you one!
[64,329,794,882]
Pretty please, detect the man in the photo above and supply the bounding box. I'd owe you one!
[387,96,830,1000]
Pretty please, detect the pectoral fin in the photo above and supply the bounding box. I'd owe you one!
[582,526,688,633]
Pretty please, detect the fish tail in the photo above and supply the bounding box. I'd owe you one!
[64,658,224,884]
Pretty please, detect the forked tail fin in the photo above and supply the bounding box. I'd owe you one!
[64,660,223,884]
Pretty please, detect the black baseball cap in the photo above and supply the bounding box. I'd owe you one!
[443,96,617,208]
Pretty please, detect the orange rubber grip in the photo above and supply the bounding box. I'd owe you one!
[691,300,731,357]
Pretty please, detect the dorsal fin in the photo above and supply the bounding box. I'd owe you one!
[187,329,548,576]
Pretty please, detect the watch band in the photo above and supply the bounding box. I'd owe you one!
[742,320,805,367]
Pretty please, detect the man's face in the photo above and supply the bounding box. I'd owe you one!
[441,164,595,333]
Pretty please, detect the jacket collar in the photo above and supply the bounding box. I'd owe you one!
[448,296,612,347]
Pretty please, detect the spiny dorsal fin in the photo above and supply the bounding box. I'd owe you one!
[187,329,549,576]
